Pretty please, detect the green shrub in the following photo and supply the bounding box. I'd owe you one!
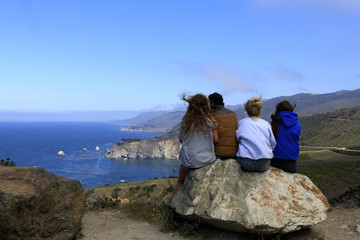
[141,184,157,197]
[85,188,95,197]
[111,188,122,198]
[116,138,141,146]
[129,187,136,193]
[1,158,15,166]
[88,196,118,210]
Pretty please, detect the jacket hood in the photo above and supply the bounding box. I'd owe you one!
[278,111,299,128]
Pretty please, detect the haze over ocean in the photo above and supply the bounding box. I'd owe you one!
[0,122,179,188]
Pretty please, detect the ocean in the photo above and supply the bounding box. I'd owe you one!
[0,122,179,188]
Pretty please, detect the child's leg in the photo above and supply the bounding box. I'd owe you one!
[175,164,190,190]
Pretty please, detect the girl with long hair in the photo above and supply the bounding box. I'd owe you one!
[175,93,218,190]
[270,100,301,173]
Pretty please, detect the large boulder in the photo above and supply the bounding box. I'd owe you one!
[0,166,85,240]
[168,159,329,235]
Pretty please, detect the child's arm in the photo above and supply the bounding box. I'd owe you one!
[213,128,219,143]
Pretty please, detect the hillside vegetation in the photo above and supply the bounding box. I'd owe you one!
[300,105,360,148]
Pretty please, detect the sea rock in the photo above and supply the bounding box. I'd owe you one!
[57,150,65,156]
[168,159,330,235]
[105,138,181,159]
[0,166,85,240]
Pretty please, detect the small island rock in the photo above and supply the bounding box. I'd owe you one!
[57,150,65,156]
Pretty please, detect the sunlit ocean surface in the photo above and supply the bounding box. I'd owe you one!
[0,122,179,188]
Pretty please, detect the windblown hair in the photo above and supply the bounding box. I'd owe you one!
[181,93,216,135]
[271,100,296,136]
[244,97,262,117]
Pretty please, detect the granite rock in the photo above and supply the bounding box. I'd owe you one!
[168,159,330,235]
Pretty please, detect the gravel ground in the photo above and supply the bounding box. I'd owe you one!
[80,208,360,240]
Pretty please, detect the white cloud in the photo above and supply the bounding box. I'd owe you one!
[296,87,310,93]
[177,62,259,94]
[272,66,304,81]
[348,43,360,52]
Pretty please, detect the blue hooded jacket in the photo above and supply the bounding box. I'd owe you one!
[273,111,301,160]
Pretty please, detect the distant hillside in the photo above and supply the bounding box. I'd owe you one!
[114,111,170,126]
[115,89,360,133]
[120,111,185,133]
[234,89,360,121]
[299,106,360,148]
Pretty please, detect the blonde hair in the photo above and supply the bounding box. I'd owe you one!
[244,97,262,117]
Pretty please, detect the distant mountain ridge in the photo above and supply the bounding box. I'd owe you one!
[115,89,360,132]
[119,111,185,133]
[114,111,171,126]
[234,88,360,121]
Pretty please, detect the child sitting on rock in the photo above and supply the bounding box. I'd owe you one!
[175,93,218,190]
[270,100,301,173]
[236,97,276,172]
[208,92,238,159]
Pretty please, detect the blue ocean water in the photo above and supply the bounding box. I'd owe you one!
[0,122,179,188]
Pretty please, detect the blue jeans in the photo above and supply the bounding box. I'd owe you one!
[271,158,297,173]
[236,157,270,172]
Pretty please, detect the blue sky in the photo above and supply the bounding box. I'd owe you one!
[1,0,359,117]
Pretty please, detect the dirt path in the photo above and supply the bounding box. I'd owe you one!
[80,208,360,240]
[307,208,360,240]
[81,210,184,240]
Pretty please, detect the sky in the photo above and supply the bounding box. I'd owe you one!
[0,0,359,120]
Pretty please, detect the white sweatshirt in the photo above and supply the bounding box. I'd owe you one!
[236,117,276,160]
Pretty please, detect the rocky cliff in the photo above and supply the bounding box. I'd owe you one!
[105,123,181,159]
[105,138,181,159]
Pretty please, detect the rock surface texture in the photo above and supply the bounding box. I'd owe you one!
[105,139,181,159]
[168,159,330,235]
[0,166,85,240]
